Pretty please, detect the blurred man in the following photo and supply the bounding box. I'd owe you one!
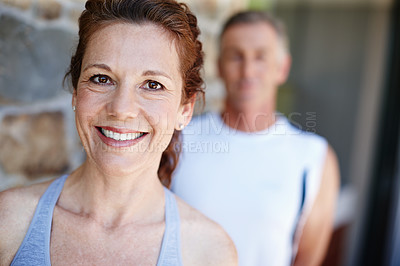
[172,11,340,266]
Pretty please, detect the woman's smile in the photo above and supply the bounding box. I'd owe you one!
[95,126,148,148]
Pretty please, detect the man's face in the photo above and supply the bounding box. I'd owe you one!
[219,22,288,113]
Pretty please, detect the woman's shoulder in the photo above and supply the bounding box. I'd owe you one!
[0,180,52,219]
[0,180,52,265]
[175,196,238,265]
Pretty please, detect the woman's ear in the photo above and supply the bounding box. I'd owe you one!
[175,97,196,131]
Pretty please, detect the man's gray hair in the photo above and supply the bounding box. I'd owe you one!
[220,11,289,54]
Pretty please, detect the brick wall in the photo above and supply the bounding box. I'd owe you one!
[0,0,249,190]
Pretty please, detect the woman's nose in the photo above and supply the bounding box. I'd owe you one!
[106,84,139,120]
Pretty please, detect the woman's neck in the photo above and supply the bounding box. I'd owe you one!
[61,162,165,229]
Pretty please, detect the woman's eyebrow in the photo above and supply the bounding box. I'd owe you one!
[82,65,172,81]
[142,70,172,80]
[83,63,112,72]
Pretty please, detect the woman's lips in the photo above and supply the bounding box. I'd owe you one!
[95,126,147,148]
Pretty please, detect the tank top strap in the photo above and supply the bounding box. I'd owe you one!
[11,175,68,266]
[156,187,183,266]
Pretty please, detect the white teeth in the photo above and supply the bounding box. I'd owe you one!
[100,128,144,141]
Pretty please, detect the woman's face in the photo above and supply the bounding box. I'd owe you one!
[73,22,193,176]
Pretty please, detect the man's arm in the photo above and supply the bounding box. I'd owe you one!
[294,145,340,266]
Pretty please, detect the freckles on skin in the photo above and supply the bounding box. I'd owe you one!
[73,23,185,174]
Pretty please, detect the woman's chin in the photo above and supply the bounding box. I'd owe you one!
[80,135,166,178]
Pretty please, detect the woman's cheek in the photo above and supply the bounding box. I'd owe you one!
[145,98,177,129]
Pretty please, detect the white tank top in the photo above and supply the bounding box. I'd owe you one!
[171,112,327,266]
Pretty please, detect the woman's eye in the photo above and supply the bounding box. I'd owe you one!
[90,75,113,85]
[144,80,164,90]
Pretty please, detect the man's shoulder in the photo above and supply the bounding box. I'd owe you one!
[278,116,326,143]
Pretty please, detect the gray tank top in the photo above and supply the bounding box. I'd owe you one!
[11,175,183,266]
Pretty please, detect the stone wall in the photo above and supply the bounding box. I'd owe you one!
[0,0,250,190]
